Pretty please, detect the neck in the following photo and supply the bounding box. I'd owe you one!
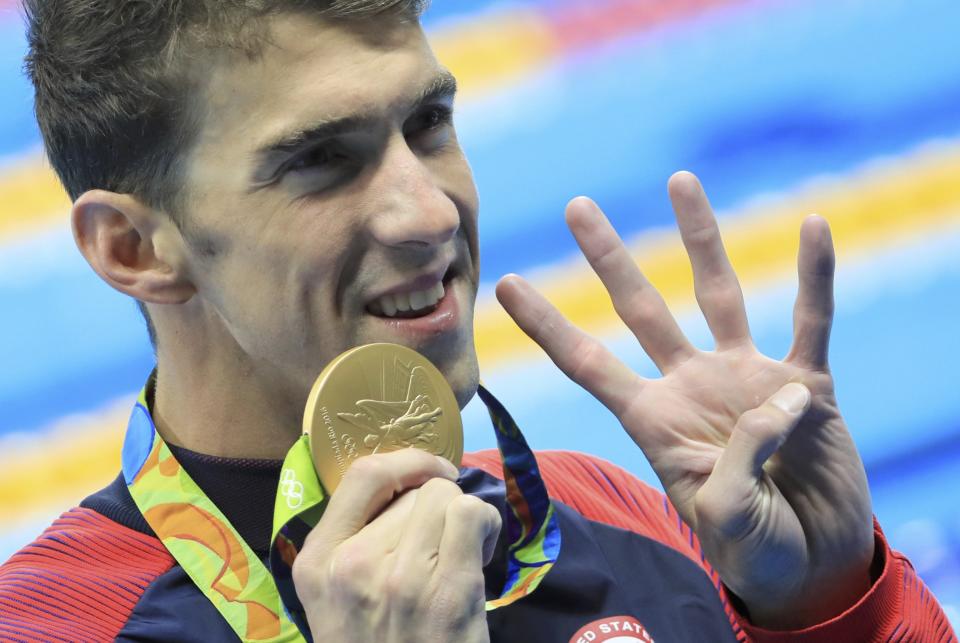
[152,338,305,461]
[164,441,284,552]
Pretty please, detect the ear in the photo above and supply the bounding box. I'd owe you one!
[72,189,196,304]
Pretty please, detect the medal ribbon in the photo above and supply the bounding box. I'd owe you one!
[123,383,560,643]
[122,388,304,642]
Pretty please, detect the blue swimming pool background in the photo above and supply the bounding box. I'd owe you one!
[1,0,958,626]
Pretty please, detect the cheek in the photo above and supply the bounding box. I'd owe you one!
[203,233,337,356]
[220,254,300,333]
[431,151,481,252]
[446,148,480,210]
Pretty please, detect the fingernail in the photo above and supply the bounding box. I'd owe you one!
[770,383,811,415]
[437,455,460,479]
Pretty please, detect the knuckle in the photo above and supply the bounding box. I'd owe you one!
[567,337,604,384]
[343,455,389,486]
[617,294,659,327]
[486,504,503,533]
[420,477,463,508]
[446,494,492,526]
[447,492,484,513]
[454,571,486,604]
[591,243,620,273]
[382,568,422,613]
[398,446,439,467]
[796,309,832,332]
[685,222,718,248]
[697,282,741,309]
[431,568,486,615]
[532,306,562,338]
[421,476,462,497]
[290,554,318,597]
[327,542,375,591]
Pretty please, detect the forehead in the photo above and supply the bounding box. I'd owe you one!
[193,13,439,155]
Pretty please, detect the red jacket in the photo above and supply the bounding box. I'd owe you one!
[0,449,955,642]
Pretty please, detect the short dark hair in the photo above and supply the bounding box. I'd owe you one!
[23,0,428,349]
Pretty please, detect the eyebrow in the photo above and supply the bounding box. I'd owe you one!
[251,70,458,179]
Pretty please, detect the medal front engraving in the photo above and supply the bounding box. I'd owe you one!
[318,405,346,473]
[305,344,463,493]
[337,364,443,455]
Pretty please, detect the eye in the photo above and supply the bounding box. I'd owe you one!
[287,145,334,173]
[421,105,452,130]
[406,105,453,141]
[278,142,357,194]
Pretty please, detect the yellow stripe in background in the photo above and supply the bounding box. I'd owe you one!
[0,154,70,239]
[431,8,558,97]
[0,400,128,527]
[2,141,959,528]
[474,142,960,368]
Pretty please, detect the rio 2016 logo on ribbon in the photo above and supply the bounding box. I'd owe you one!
[279,469,304,510]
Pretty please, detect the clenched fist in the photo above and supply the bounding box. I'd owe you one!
[292,448,502,642]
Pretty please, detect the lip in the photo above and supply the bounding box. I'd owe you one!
[366,272,461,340]
[367,264,450,303]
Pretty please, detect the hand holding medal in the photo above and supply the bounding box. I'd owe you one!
[271,343,559,641]
[272,343,497,643]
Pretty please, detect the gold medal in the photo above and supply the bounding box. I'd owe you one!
[303,343,463,493]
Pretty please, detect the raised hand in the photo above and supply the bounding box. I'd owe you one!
[496,172,875,630]
[292,449,501,642]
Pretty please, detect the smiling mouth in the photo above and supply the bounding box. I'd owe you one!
[366,272,452,319]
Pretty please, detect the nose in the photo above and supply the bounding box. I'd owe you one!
[366,135,460,248]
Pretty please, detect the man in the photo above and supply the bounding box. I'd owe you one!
[0,0,954,641]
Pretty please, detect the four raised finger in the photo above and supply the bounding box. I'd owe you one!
[786,215,835,370]
[565,196,695,373]
[668,172,752,349]
[496,273,646,419]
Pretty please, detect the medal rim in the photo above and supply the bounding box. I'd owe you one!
[303,343,463,493]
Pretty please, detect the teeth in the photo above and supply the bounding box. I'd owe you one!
[410,290,427,310]
[373,281,445,318]
[381,296,397,317]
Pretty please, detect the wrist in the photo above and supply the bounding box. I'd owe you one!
[738,545,877,630]
[744,571,872,630]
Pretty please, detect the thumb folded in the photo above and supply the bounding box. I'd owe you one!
[695,383,811,539]
[720,382,811,479]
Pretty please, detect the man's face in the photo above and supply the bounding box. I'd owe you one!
[174,13,480,407]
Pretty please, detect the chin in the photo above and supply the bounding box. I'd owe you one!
[449,358,480,410]
[426,344,480,410]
